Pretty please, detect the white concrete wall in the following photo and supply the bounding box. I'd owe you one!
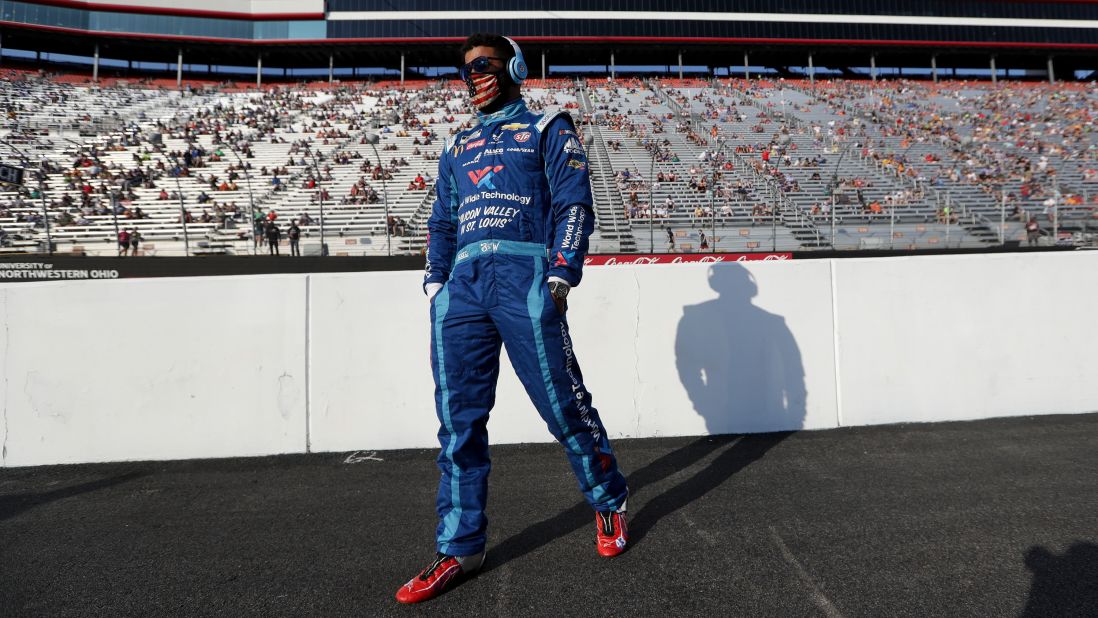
[2,252,1096,467]
[833,251,1098,425]
[0,275,308,467]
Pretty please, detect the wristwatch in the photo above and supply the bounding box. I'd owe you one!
[548,281,570,300]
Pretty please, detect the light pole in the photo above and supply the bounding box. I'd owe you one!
[308,149,328,256]
[364,133,391,256]
[945,193,951,247]
[109,189,122,255]
[827,140,857,250]
[773,133,792,251]
[1052,177,1060,245]
[648,139,658,253]
[224,140,260,256]
[0,139,52,255]
[889,192,896,250]
[170,156,191,256]
[708,136,732,253]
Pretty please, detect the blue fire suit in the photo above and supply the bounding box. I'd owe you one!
[424,98,629,557]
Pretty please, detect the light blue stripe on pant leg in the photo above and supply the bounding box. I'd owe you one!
[524,258,609,505]
[432,286,463,551]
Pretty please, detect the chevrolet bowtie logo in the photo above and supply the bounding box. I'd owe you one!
[468,165,504,189]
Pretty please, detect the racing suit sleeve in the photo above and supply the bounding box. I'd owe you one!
[541,113,595,287]
[424,143,457,293]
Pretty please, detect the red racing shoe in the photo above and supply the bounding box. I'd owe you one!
[393,551,483,605]
[595,510,629,557]
[394,553,466,604]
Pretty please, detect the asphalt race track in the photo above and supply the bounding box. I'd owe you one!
[2,414,1096,617]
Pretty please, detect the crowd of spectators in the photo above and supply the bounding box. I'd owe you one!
[3,72,1097,253]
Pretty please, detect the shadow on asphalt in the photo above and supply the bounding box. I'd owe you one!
[485,262,807,572]
[1021,541,1098,617]
[482,432,789,572]
[0,471,144,522]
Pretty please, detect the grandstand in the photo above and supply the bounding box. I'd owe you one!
[1,74,1096,255]
[1,1,1097,255]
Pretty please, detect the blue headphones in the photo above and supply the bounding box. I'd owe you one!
[503,36,528,83]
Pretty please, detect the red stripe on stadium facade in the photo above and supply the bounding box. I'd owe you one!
[18,0,324,21]
[4,21,1098,50]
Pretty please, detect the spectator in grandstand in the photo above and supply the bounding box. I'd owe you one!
[699,230,710,250]
[1011,203,1025,222]
[401,33,629,605]
[253,219,265,250]
[1026,216,1042,246]
[265,221,281,256]
[117,229,130,257]
[666,225,676,251]
[751,203,767,226]
[287,222,301,257]
[130,229,141,255]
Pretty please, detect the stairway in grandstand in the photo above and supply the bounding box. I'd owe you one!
[578,81,637,253]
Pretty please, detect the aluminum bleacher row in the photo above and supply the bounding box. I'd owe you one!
[1,74,1095,256]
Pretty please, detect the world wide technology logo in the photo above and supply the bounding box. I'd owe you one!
[468,165,504,189]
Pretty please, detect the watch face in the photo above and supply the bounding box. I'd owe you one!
[550,283,569,299]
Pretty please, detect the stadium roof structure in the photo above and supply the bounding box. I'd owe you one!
[2,1,1098,76]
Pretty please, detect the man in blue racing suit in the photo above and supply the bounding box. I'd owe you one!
[395,34,630,604]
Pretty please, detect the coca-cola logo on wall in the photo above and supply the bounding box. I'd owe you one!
[584,253,792,266]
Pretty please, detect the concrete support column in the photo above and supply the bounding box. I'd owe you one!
[176,49,183,89]
[0,33,4,67]
[610,51,615,79]
[256,55,262,88]
[990,55,997,84]
[1047,56,1055,84]
[744,51,749,80]
[92,44,99,82]
[541,50,546,80]
[328,54,334,84]
[931,54,938,83]
[678,51,683,79]
[870,54,877,82]
[400,52,405,85]
[808,52,814,86]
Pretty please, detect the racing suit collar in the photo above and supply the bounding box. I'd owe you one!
[475,97,526,127]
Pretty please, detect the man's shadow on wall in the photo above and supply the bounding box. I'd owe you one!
[485,263,805,569]
[675,263,806,435]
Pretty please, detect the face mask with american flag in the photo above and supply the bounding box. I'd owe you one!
[468,73,501,110]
